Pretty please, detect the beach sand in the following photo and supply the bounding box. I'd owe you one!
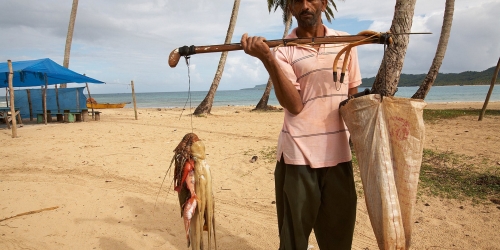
[1,101,499,249]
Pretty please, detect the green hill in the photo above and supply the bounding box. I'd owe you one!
[241,83,271,90]
[360,66,499,87]
[241,66,499,90]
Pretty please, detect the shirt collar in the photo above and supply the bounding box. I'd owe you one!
[286,24,337,39]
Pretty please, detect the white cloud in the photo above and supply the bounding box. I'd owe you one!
[1,0,498,93]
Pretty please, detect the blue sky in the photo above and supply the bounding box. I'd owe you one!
[1,0,499,94]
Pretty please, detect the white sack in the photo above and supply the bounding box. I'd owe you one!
[340,95,426,250]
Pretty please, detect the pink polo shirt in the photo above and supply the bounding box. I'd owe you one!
[274,25,362,168]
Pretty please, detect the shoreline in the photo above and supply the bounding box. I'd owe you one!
[118,100,500,110]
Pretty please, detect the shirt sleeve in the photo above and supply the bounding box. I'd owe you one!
[273,48,301,91]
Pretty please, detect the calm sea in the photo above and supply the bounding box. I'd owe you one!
[88,85,499,109]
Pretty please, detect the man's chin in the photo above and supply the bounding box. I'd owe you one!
[297,20,316,28]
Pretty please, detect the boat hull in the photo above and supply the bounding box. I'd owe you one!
[86,103,126,109]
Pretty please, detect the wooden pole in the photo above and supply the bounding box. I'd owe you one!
[131,80,138,120]
[479,57,500,121]
[76,87,80,111]
[7,60,17,138]
[43,73,48,125]
[55,84,60,113]
[85,82,95,120]
[168,33,389,68]
[27,89,33,121]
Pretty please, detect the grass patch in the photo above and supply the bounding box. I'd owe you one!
[259,146,277,163]
[351,148,500,202]
[423,109,500,122]
[419,149,500,201]
[244,146,277,164]
[259,144,500,203]
[251,106,283,112]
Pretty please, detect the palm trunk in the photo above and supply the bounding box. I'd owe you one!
[371,0,416,96]
[194,0,241,115]
[412,0,455,99]
[254,15,292,110]
[61,0,79,88]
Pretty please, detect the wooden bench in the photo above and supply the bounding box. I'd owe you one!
[36,110,83,123]
[88,111,102,121]
[1,108,23,128]
[36,110,62,123]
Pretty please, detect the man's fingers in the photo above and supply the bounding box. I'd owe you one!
[241,33,248,47]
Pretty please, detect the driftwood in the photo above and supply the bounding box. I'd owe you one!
[0,206,59,223]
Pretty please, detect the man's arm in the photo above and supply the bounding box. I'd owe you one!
[348,87,358,97]
[241,34,303,115]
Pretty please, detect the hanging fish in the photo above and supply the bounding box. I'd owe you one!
[170,133,217,249]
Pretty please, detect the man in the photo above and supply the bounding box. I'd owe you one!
[241,0,360,249]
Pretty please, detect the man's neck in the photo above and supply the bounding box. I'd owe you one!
[295,23,325,38]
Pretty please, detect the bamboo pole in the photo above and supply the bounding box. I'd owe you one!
[85,82,95,120]
[7,60,17,138]
[131,80,138,120]
[43,74,48,125]
[479,57,500,121]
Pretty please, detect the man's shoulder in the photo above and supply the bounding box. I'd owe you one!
[325,26,350,36]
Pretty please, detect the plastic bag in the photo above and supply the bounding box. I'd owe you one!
[340,95,426,250]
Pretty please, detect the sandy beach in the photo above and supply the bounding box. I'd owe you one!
[1,101,499,250]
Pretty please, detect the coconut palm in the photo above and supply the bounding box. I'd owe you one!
[370,0,417,96]
[412,0,455,99]
[254,0,340,110]
[372,0,455,98]
[194,0,241,115]
[61,0,79,88]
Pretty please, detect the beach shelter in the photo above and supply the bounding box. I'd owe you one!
[0,58,104,133]
[0,58,104,87]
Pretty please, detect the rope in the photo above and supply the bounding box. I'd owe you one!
[179,55,194,133]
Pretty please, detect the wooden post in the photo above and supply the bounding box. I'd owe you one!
[85,82,95,120]
[479,57,500,121]
[43,73,48,125]
[7,60,17,138]
[55,84,60,113]
[76,87,80,111]
[27,89,33,121]
[131,80,138,120]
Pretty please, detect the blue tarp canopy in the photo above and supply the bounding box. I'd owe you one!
[0,58,104,88]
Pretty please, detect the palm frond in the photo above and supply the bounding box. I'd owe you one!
[267,0,342,24]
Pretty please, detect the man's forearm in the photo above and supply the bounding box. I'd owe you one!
[348,87,358,97]
[260,55,303,115]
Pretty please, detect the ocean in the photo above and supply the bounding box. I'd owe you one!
[84,85,500,109]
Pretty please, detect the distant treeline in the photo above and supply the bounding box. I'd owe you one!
[242,66,499,90]
[360,66,499,87]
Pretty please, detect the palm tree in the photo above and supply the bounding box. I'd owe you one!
[370,0,417,96]
[254,14,292,110]
[254,0,340,110]
[61,0,79,88]
[194,0,241,115]
[412,0,455,99]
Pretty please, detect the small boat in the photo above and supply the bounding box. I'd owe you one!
[86,102,127,109]
[86,98,128,109]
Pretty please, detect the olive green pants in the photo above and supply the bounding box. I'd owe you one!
[275,157,357,250]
